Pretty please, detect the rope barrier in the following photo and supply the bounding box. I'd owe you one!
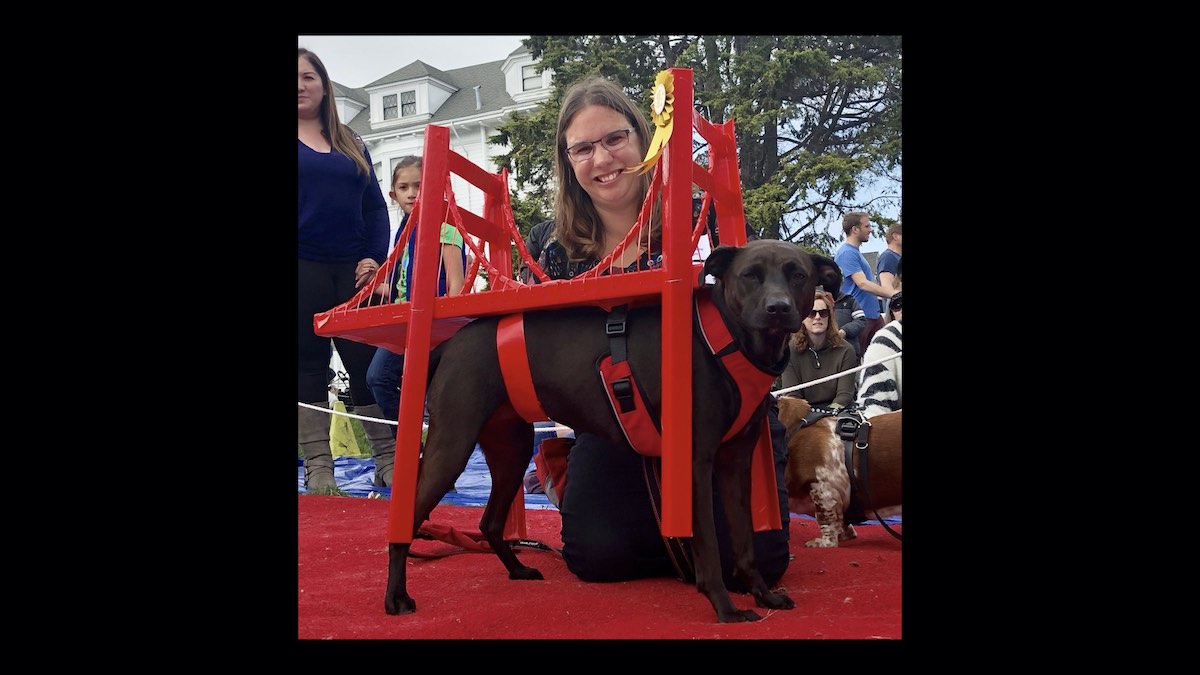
[771,350,903,397]
[300,350,902,432]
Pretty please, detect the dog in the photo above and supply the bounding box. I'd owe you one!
[384,240,830,623]
[776,396,901,547]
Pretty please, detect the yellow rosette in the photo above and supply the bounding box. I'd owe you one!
[625,70,674,175]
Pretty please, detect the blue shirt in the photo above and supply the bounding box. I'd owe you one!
[835,242,882,319]
[297,139,389,264]
[876,249,901,284]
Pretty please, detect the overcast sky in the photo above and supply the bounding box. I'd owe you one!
[297,35,530,89]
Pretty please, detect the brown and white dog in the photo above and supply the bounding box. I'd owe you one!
[776,397,901,547]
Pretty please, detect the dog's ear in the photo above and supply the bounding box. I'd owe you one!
[775,396,807,428]
[809,253,841,294]
[704,245,740,281]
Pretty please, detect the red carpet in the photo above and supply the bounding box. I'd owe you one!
[298,495,901,639]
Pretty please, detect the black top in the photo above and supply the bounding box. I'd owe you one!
[519,198,752,283]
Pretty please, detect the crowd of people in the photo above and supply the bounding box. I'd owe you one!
[299,48,901,589]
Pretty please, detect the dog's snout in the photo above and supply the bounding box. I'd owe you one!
[764,297,794,315]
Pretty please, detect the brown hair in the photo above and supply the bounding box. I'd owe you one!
[886,221,902,243]
[298,48,370,176]
[391,155,421,187]
[789,289,843,351]
[553,76,658,260]
[841,211,868,236]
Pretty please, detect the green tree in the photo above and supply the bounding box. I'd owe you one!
[491,35,901,256]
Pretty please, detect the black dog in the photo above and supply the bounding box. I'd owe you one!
[385,240,826,622]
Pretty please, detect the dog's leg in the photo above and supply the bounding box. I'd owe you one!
[806,470,850,547]
[477,410,543,581]
[384,338,503,615]
[385,543,415,615]
[714,443,794,612]
[690,438,760,623]
[806,423,855,547]
[383,417,478,616]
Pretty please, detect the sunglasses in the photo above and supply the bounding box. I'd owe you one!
[808,308,830,319]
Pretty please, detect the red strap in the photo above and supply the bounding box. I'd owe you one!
[695,294,779,442]
[749,418,782,532]
[598,355,662,457]
[412,522,493,557]
[412,522,560,558]
[496,314,549,422]
[533,437,574,507]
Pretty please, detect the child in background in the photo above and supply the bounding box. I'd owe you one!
[364,156,466,487]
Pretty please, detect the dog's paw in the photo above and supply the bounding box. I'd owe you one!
[718,609,763,623]
[509,566,544,581]
[805,537,837,548]
[384,593,416,615]
[755,591,795,610]
[840,524,857,541]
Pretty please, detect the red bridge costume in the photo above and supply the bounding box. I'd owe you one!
[313,68,781,544]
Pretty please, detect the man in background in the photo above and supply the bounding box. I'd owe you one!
[835,212,897,355]
[876,221,902,297]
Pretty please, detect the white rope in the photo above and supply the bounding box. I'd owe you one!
[772,350,902,397]
[297,401,575,434]
[298,401,399,425]
[300,352,902,431]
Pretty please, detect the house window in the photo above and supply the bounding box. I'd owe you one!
[383,94,398,120]
[401,90,416,116]
[522,65,540,91]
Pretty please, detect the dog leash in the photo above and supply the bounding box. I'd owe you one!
[409,521,562,559]
[835,409,902,541]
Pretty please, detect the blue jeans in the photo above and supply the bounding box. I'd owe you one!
[366,348,405,438]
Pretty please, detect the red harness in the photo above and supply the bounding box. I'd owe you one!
[495,291,784,531]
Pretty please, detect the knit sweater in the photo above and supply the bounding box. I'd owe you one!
[780,339,858,408]
[297,138,389,264]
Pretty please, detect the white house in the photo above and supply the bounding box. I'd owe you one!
[331,44,553,243]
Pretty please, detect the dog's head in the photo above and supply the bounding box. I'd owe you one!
[810,254,841,298]
[703,240,818,365]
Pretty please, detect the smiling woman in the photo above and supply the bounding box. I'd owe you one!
[510,73,795,597]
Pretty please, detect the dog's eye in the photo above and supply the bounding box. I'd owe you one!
[791,272,807,284]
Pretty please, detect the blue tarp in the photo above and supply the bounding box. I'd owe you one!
[297,423,563,509]
[297,423,900,524]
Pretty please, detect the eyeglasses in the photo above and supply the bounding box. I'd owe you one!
[565,128,635,162]
[808,308,830,319]
[889,294,903,313]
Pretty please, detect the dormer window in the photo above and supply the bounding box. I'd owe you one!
[383,90,418,120]
[522,65,540,91]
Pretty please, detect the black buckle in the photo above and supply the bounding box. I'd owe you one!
[612,377,636,412]
[606,319,626,336]
[836,417,859,442]
[855,423,871,449]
